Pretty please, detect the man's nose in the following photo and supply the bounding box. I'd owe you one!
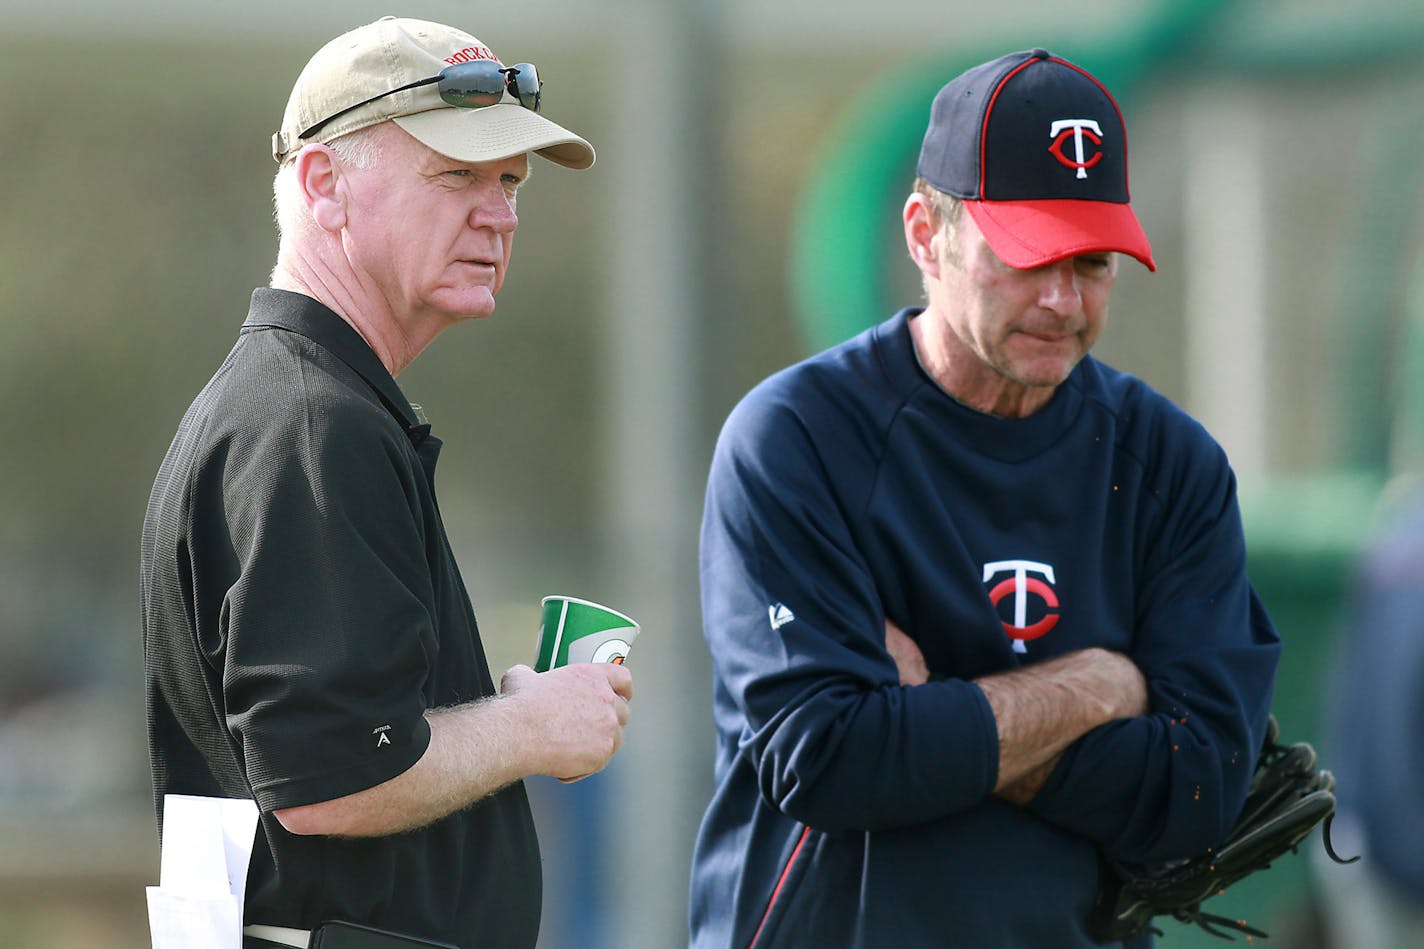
[1038,261,1081,313]
[474,187,519,233]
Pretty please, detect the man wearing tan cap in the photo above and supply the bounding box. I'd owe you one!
[141,17,630,949]
[691,50,1280,946]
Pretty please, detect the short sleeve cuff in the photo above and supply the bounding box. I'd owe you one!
[248,715,432,813]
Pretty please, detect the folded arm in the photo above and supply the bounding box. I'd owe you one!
[885,621,1147,805]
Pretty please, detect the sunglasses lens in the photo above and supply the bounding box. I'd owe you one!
[506,63,542,112]
[438,61,506,108]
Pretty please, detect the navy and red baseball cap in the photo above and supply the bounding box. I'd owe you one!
[917,48,1156,271]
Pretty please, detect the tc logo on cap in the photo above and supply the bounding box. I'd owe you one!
[1048,119,1104,180]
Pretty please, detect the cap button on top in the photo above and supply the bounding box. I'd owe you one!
[1029,48,1051,59]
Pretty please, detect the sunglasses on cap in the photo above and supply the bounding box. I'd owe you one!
[299,60,542,142]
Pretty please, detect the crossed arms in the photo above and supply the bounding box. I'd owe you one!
[887,620,1146,806]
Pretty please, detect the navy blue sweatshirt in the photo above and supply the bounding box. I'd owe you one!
[689,309,1281,948]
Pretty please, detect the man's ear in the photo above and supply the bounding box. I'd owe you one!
[903,192,942,280]
[294,144,347,232]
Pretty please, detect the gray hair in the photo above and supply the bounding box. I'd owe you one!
[271,126,385,243]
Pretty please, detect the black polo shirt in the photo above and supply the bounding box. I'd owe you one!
[141,288,541,947]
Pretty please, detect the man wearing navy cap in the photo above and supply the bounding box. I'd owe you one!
[689,49,1280,947]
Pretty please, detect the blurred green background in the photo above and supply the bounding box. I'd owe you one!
[2,0,1422,946]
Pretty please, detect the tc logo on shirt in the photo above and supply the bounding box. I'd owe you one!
[983,560,1060,653]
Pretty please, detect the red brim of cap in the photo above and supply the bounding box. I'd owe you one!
[965,199,1156,272]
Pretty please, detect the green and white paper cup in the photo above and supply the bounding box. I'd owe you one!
[534,595,640,672]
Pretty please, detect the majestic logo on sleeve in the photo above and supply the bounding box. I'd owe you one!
[983,560,1060,653]
[768,603,796,631]
[1047,119,1103,179]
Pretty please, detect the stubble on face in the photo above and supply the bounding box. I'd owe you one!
[917,216,1115,418]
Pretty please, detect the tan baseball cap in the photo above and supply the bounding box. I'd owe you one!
[272,16,594,169]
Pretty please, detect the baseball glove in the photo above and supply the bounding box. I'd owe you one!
[1089,715,1358,942]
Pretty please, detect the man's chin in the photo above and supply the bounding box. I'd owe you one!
[436,290,499,322]
[1005,351,1086,389]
